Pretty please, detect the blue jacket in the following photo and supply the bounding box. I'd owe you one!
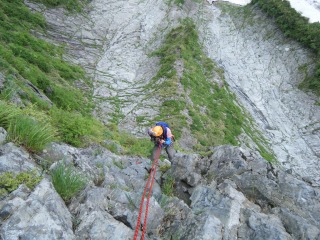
[155,122,171,146]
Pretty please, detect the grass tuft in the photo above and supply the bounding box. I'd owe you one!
[7,116,56,152]
[51,162,86,203]
[162,175,175,196]
[0,101,56,152]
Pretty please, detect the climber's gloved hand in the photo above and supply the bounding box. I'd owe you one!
[161,138,171,148]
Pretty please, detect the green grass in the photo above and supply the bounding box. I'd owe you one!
[32,0,88,12]
[7,116,56,152]
[145,18,275,160]
[0,101,57,152]
[162,175,175,196]
[0,0,109,150]
[243,120,275,162]
[0,0,93,113]
[49,107,104,147]
[0,170,42,197]
[149,18,246,150]
[50,162,86,203]
[251,0,320,96]
[103,124,153,157]
[174,0,185,5]
[0,100,20,127]
[165,0,185,7]
[112,159,125,169]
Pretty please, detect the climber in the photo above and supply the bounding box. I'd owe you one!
[148,122,175,161]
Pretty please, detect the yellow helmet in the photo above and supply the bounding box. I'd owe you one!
[149,126,163,137]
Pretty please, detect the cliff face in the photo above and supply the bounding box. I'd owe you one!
[26,0,320,182]
[197,3,320,183]
[0,0,320,239]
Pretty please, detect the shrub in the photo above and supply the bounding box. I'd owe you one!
[51,162,86,203]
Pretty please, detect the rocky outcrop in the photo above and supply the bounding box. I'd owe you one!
[0,140,319,239]
[0,142,36,173]
[0,179,75,239]
[0,128,6,146]
[162,145,320,239]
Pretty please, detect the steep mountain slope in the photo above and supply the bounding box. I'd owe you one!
[0,0,320,239]
[196,3,320,182]
[27,0,320,181]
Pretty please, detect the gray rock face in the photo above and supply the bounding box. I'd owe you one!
[0,128,7,146]
[238,209,292,240]
[0,179,75,240]
[0,143,36,173]
[159,145,320,239]
[25,0,183,135]
[1,140,319,239]
[206,145,320,226]
[197,3,320,181]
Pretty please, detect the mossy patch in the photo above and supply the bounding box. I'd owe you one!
[0,170,42,198]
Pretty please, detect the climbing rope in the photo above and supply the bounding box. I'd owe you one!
[133,144,162,240]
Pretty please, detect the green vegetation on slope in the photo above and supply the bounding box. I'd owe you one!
[32,0,89,12]
[165,0,185,7]
[0,170,42,198]
[103,124,153,157]
[146,18,274,161]
[0,101,56,152]
[0,0,106,150]
[251,0,320,95]
[0,0,93,113]
[150,19,245,148]
[0,0,273,161]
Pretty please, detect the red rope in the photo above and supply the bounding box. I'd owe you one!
[141,158,158,239]
[133,144,162,240]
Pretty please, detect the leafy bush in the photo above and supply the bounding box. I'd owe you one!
[51,162,86,203]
